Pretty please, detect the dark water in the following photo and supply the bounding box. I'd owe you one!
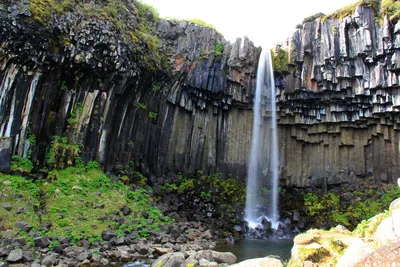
[215,239,294,262]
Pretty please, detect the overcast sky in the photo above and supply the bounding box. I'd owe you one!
[141,0,355,48]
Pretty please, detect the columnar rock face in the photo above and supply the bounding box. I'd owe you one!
[0,1,260,178]
[278,5,400,187]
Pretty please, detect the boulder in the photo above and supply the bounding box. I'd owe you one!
[230,257,284,267]
[41,253,58,266]
[336,239,374,267]
[34,236,50,248]
[374,209,400,245]
[211,251,237,264]
[101,230,116,241]
[7,249,23,262]
[0,138,11,171]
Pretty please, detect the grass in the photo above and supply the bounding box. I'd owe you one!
[10,156,33,173]
[0,174,40,230]
[320,0,400,24]
[0,167,169,246]
[185,18,217,30]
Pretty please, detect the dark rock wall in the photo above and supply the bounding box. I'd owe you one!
[278,5,400,188]
[0,5,260,178]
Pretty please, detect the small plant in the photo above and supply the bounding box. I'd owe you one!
[60,80,68,91]
[135,102,147,110]
[86,161,100,170]
[152,84,161,91]
[148,112,158,119]
[211,43,224,58]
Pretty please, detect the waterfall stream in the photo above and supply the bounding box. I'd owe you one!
[244,48,279,229]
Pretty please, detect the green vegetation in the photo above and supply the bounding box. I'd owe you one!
[381,0,400,23]
[185,18,216,30]
[303,185,400,229]
[0,166,168,246]
[47,135,80,169]
[159,171,245,226]
[211,43,224,58]
[135,102,147,110]
[27,0,167,72]
[148,111,158,119]
[11,156,33,173]
[303,12,325,23]
[271,47,289,73]
[320,0,400,24]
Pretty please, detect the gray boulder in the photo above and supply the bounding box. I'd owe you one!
[7,249,23,262]
[211,251,237,264]
[230,257,284,267]
[41,253,58,266]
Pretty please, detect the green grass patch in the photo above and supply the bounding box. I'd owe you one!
[185,18,217,30]
[10,156,33,173]
[0,167,168,246]
[303,185,400,230]
[0,174,40,230]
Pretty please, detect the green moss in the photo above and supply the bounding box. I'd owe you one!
[10,156,33,173]
[381,0,400,23]
[28,0,55,26]
[303,185,400,230]
[303,12,325,23]
[271,47,289,73]
[0,168,168,246]
[185,18,217,30]
[353,212,389,238]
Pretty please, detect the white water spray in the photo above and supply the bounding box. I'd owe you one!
[244,48,279,229]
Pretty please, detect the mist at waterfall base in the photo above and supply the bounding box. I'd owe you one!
[244,49,280,235]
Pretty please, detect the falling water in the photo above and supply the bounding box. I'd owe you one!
[244,48,279,229]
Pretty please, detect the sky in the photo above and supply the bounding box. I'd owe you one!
[141,0,355,48]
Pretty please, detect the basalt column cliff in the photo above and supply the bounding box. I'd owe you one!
[0,0,260,178]
[277,4,400,188]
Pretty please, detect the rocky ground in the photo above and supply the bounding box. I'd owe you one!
[0,220,222,266]
[288,179,400,266]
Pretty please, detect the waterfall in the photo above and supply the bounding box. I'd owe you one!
[244,48,279,229]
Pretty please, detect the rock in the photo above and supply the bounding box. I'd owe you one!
[115,237,125,246]
[134,242,149,255]
[141,211,149,219]
[41,253,58,266]
[7,249,23,262]
[202,230,213,239]
[2,203,12,211]
[230,257,284,267]
[335,225,348,231]
[100,258,109,265]
[15,207,27,214]
[304,261,318,267]
[0,138,11,171]
[374,209,400,245]
[353,239,400,267]
[154,247,174,255]
[211,251,237,264]
[199,258,218,267]
[389,197,400,211]
[15,221,32,232]
[170,228,181,239]
[335,239,373,267]
[34,236,50,248]
[121,206,131,216]
[12,238,26,247]
[77,251,90,261]
[164,252,185,267]
[101,230,116,241]
[0,246,12,257]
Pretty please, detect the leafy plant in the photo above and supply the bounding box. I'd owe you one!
[135,102,147,110]
[148,112,158,119]
[211,43,224,58]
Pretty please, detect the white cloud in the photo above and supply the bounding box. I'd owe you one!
[141,0,355,48]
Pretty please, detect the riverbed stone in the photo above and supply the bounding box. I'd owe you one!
[2,203,12,212]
